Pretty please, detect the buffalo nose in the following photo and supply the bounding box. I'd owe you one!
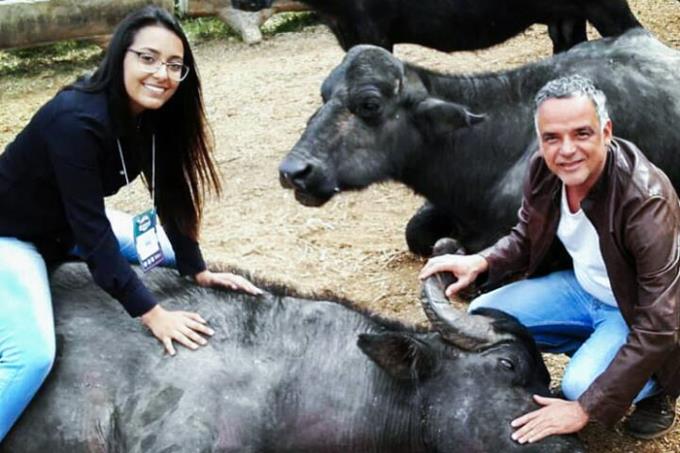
[279,157,312,190]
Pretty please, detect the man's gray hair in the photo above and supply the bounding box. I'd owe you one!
[534,74,610,129]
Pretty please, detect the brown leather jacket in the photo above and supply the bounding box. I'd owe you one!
[479,138,680,426]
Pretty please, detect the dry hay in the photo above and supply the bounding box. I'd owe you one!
[1,0,679,450]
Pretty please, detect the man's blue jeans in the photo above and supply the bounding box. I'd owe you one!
[469,270,658,402]
[0,209,175,441]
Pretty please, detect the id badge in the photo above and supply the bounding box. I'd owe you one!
[132,208,165,272]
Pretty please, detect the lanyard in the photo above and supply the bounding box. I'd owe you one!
[116,134,165,272]
[116,134,156,206]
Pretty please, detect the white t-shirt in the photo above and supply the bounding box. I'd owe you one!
[556,185,618,306]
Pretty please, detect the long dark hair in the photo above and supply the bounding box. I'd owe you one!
[70,5,221,240]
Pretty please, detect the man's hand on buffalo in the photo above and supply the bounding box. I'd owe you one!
[419,254,489,298]
[140,305,215,356]
[195,269,263,295]
[511,395,589,443]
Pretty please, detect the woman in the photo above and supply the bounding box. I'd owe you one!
[0,6,261,440]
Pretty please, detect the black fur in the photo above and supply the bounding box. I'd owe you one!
[3,262,584,452]
[232,0,641,54]
[279,30,680,255]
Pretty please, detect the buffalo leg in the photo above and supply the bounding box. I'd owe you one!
[405,202,456,256]
[548,19,588,53]
[585,0,642,37]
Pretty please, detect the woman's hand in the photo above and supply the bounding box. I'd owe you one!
[194,269,263,295]
[140,304,214,356]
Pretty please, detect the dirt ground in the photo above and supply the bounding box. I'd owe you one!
[1,0,679,451]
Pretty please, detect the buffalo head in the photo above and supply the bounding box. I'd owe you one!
[353,274,585,452]
[279,45,485,207]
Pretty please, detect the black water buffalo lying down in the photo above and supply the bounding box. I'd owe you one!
[232,0,641,53]
[279,29,680,256]
[1,263,585,452]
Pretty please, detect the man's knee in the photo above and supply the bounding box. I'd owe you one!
[468,291,505,313]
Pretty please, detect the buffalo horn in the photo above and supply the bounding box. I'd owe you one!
[420,274,513,351]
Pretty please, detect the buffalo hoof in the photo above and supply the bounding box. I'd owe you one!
[432,237,465,257]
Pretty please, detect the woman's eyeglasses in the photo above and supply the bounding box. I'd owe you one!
[128,49,190,82]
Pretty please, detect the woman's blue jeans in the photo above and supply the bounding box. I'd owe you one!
[0,208,175,441]
[469,270,658,402]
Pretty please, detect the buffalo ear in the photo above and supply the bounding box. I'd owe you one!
[358,333,436,381]
[415,98,486,137]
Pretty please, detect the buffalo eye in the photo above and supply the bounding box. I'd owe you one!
[498,358,515,371]
[355,96,384,120]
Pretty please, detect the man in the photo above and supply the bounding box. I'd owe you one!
[420,74,680,442]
